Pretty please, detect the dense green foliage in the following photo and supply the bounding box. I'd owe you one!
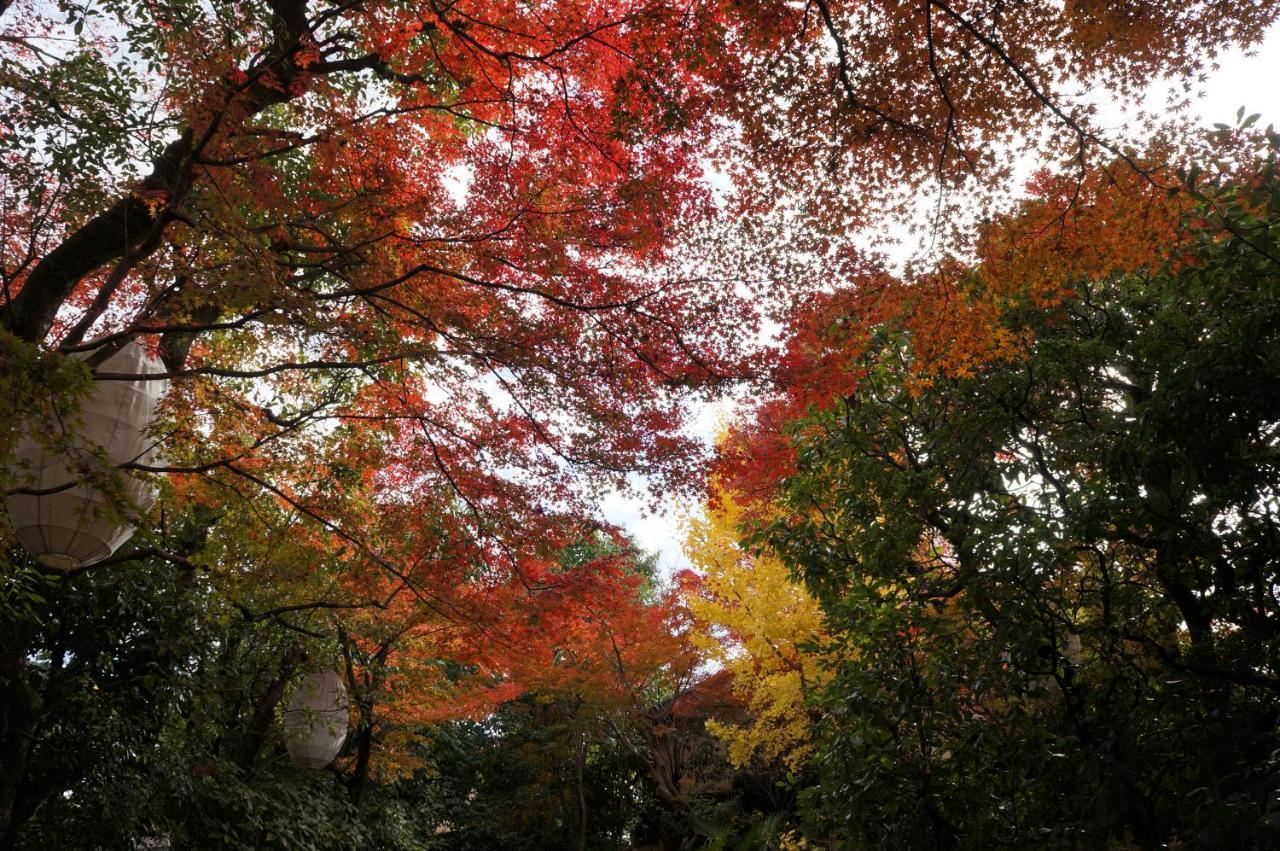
[2,528,421,850]
[0,526,762,850]
[759,175,1280,848]
[399,699,647,849]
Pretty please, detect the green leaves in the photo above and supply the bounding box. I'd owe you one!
[759,168,1280,848]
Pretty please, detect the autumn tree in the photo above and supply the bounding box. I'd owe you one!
[342,532,741,851]
[2,525,720,850]
[731,154,1280,847]
[683,481,829,774]
[1,0,750,840]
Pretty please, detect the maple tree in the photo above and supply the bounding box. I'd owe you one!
[2,525,730,849]
[1,0,754,597]
[1,1,747,840]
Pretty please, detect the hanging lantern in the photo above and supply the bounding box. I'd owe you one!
[4,340,169,570]
[284,671,350,769]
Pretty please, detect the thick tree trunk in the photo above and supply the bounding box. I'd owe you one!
[0,0,313,346]
[236,647,305,771]
[0,134,194,344]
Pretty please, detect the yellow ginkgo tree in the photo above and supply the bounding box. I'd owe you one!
[682,482,830,771]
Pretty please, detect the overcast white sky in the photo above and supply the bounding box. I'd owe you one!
[604,21,1280,580]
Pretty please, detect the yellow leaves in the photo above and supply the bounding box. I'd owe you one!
[683,482,829,770]
[704,668,818,768]
[131,188,170,219]
[779,829,812,851]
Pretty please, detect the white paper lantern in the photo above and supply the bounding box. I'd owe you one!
[4,340,169,570]
[284,670,350,769]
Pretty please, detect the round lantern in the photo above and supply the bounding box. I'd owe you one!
[4,340,169,570]
[283,670,350,769]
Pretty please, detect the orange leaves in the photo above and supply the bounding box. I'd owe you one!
[339,543,697,778]
[901,161,1191,380]
[717,149,1212,504]
[483,565,692,707]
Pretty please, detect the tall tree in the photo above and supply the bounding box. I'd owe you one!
[2,3,746,839]
[730,152,1280,848]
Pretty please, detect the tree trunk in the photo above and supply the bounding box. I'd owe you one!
[0,0,313,345]
[348,707,373,806]
[235,647,305,771]
[0,620,38,849]
[576,731,588,851]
